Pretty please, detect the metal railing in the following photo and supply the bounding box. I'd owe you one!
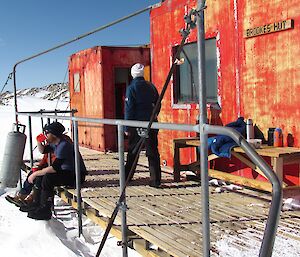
[12,1,281,256]
[17,112,282,257]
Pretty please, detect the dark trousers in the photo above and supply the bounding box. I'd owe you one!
[41,171,85,205]
[125,128,161,186]
[20,171,42,195]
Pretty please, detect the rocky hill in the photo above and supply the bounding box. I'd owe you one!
[0,83,69,105]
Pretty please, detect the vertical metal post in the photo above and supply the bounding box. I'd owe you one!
[71,110,75,140]
[197,1,210,256]
[73,120,83,237]
[28,116,34,169]
[12,65,19,130]
[118,124,128,257]
[47,119,52,166]
[40,109,45,129]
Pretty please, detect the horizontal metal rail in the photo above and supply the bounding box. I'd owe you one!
[17,112,281,257]
[16,113,199,133]
[17,109,77,114]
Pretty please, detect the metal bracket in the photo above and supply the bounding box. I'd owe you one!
[137,128,149,138]
[180,7,207,37]
[117,239,131,247]
[117,201,128,211]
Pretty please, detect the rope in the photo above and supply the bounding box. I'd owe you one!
[13,6,153,68]
[0,73,13,95]
[55,67,69,110]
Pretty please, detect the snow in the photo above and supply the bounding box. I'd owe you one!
[216,227,300,257]
[0,189,141,257]
[0,93,141,257]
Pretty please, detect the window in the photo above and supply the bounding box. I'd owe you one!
[174,39,217,104]
[74,73,80,93]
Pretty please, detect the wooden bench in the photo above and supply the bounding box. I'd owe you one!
[173,137,300,192]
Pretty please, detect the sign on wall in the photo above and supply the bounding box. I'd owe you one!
[245,19,294,38]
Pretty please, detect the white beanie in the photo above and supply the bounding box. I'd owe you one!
[131,63,144,78]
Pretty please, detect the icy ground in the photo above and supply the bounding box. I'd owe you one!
[0,90,141,257]
[0,188,141,257]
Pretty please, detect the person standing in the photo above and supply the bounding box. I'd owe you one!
[26,121,87,220]
[124,63,161,188]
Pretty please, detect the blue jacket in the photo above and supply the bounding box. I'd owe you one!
[125,77,160,128]
[207,117,246,158]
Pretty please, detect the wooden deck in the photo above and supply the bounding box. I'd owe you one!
[58,148,300,257]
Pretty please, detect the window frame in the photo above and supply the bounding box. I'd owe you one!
[73,72,81,93]
[172,38,219,108]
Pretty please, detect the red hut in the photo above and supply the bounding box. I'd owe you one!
[68,46,150,152]
[150,0,300,186]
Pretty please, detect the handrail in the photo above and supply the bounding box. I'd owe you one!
[17,112,282,257]
[204,124,282,257]
[16,112,199,132]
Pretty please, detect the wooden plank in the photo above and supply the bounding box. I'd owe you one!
[208,169,273,192]
[231,152,267,179]
[131,225,199,257]
[234,146,300,158]
[150,225,202,255]
[130,196,196,225]
[272,157,284,182]
[210,194,269,221]
[132,239,163,257]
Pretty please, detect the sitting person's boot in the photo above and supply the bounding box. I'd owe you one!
[5,192,28,207]
[24,192,34,205]
[19,186,41,212]
[27,191,53,220]
[19,201,39,212]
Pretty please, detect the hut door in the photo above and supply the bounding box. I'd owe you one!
[115,83,126,119]
[114,67,131,119]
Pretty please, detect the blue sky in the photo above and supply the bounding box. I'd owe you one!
[0,0,159,91]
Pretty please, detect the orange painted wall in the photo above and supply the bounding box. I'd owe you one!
[69,46,150,152]
[150,0,300,185]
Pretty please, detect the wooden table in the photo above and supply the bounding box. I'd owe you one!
[173,137,300,192]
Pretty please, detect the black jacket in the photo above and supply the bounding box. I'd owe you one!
[125,77,160,126]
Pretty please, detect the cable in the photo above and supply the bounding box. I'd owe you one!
[0,73,13,95]
[55,67,69,110]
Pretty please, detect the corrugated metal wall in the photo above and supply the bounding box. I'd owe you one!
[150,0,300,185]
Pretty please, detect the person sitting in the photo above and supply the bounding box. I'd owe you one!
[5,146,56,207]
[25,121,87,220]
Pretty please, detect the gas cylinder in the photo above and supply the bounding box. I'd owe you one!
[0,131,27,187]
[273,128,283,147]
